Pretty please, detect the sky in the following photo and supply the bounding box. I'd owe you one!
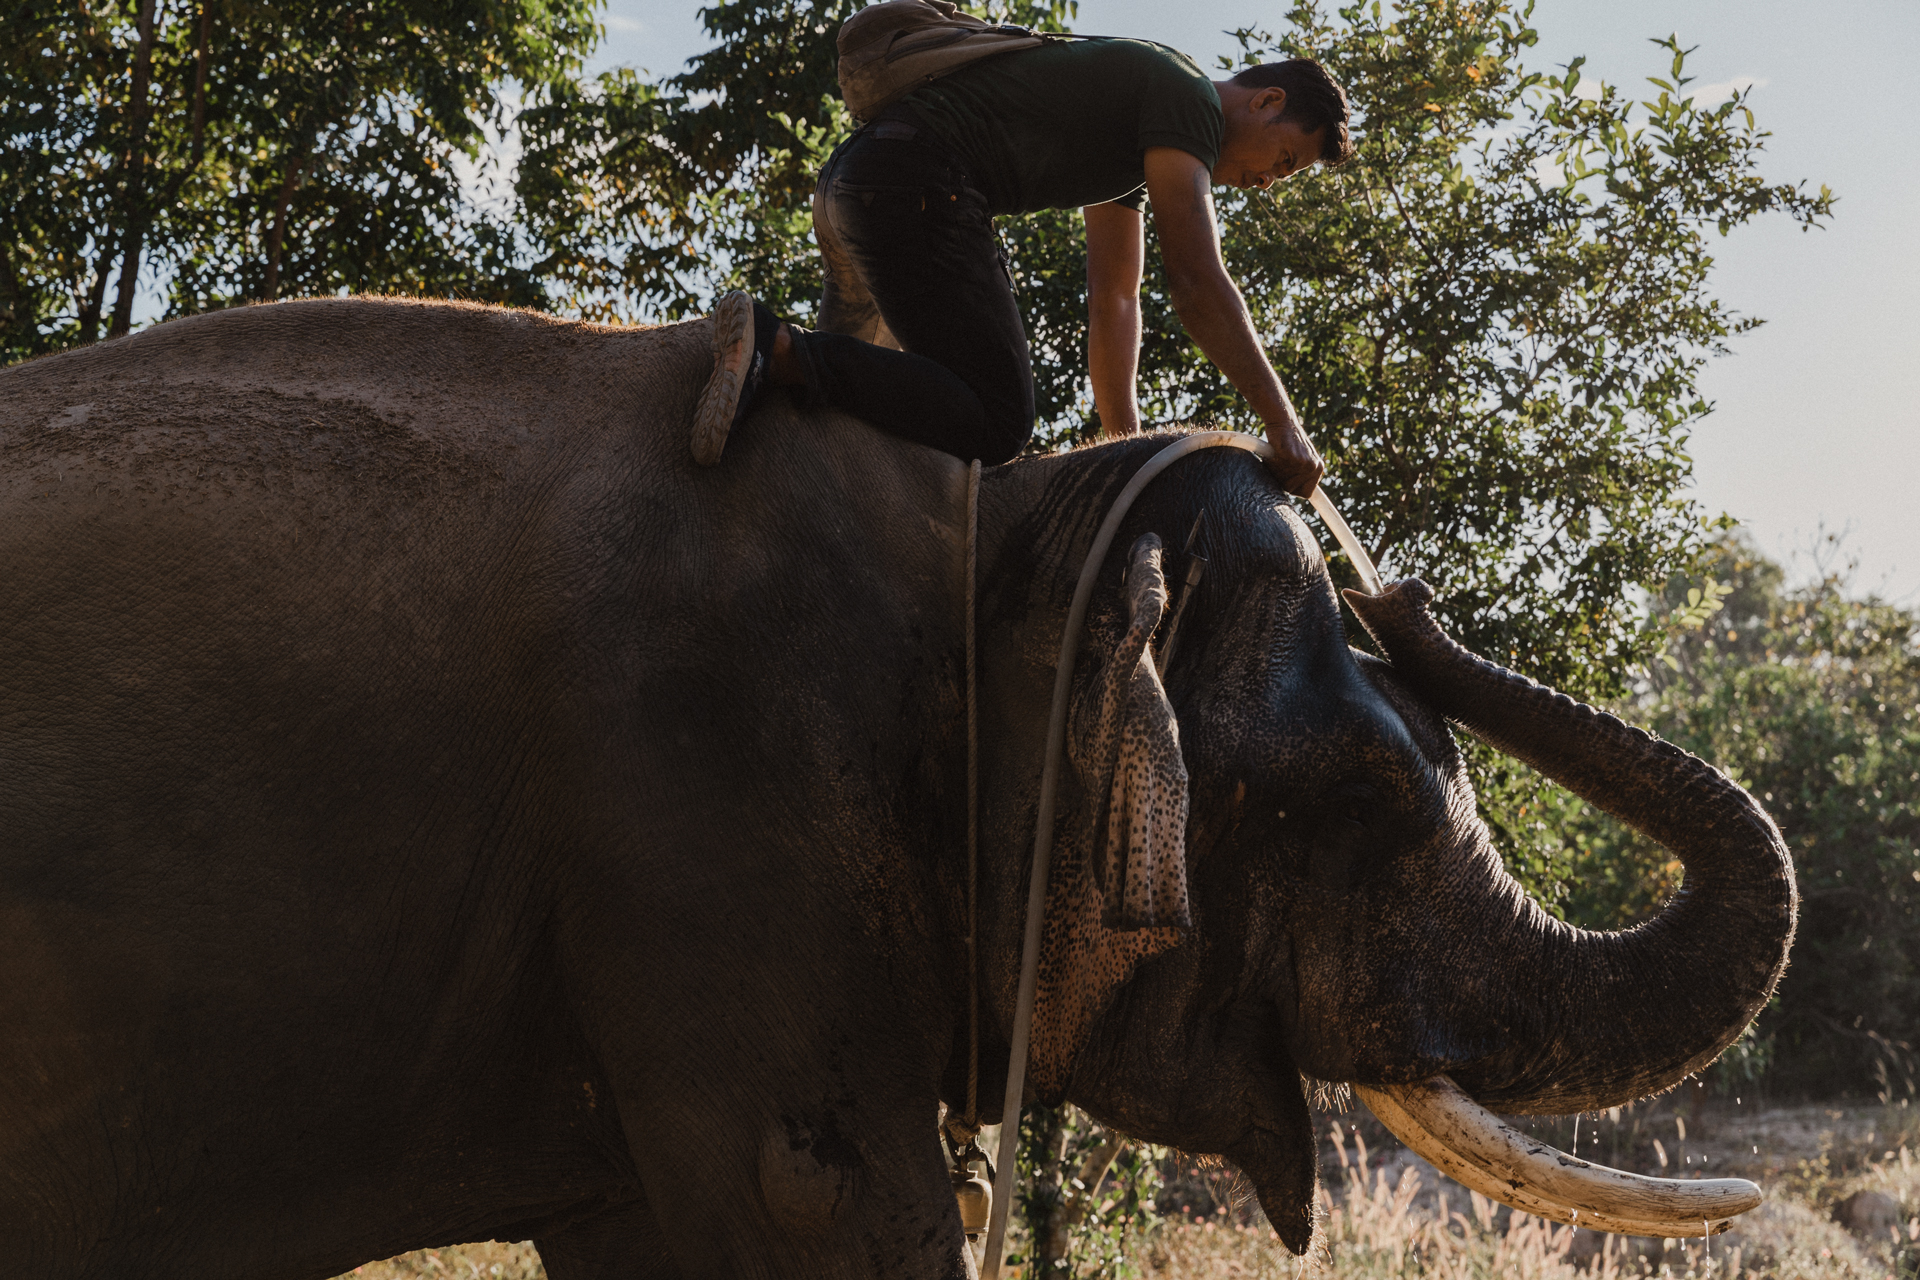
[605,0,1920,600]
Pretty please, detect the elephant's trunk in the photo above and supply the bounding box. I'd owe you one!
[1344,580,1798,1114]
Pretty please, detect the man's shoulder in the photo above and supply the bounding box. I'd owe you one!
[980,35,1204,80]
[1065,36,1209,78]
[1089,39,1220,115]
[1129,38,1207,74]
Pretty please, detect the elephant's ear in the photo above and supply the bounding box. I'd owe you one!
[1029,532,1193,1101]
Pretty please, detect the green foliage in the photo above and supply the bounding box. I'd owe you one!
[1015,1104,1164,1277]
[1,0,596,360]
[11,0,1831,739]
[527,0,1830,720]
[1555,533,1920,1096]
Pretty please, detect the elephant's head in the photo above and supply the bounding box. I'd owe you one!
[983,441,1796,1254]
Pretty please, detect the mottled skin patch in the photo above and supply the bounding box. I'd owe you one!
[1028,533,1192,1100]
[0,299,1793,1276]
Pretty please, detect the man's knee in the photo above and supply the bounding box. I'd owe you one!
[973,380,1035,465]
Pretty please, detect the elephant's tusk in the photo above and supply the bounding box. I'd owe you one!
[1355,1077,1761,1237]
[1357,1085,1734,1237]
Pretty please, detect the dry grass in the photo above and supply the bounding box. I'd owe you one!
[332,1240,543,1279]
[330,1103,1920,1280]
[1140,1107,1919,1280]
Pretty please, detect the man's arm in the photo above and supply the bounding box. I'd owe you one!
[1084,200,1146,438]
[1142,145,1324,496]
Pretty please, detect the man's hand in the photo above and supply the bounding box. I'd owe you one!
[1142,146,1326,497]
[1262,415,1325,502]
[1084,200,1145,438]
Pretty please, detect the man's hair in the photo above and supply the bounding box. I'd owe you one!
[1231,59,1355,167]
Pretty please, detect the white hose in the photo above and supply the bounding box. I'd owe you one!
[1309,486,1383,595]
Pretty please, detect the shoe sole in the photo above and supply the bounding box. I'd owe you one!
[692,290,754,467]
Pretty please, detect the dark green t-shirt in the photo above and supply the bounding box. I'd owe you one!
[899,38,1222,216]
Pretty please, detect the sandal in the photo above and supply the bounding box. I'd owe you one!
[692,290,782,466]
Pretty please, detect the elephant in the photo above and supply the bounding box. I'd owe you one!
[0,298,1795,1278]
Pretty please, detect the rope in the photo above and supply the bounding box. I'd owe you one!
[979,432,1381,1278]
[943,460,985,1167]
[965,457,982,1132]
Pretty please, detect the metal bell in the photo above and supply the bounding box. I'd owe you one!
[952,1165,992,1238]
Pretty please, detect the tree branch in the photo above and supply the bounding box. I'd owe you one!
[1061,1136,1128,1228]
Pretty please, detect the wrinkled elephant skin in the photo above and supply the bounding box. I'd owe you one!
[0,300,1794,1278]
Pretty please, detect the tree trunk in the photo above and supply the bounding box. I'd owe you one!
[108,0,159,338]
[109,227,146,338]
[192,1,210,142]
[261,151,309,302]
[1021,1106,1069,1278]
[77,254,114,344]
[0,242,22,340]
[149,4,216,233]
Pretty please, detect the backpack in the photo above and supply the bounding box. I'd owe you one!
[836,0,1059,122]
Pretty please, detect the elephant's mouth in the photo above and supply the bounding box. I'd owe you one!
[1357,1077,1760,1237]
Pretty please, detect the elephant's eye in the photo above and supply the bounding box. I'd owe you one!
[1297,784,1390,893]
[1329,783,1382,828]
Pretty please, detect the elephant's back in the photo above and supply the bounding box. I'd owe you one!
[0,304,649,802]
[0,297,712,519]
[0,295,960,597]
[0,295,968,795]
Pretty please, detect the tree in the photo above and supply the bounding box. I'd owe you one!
[1,0,597,361]
[3,0,211,349]
[1555,533,1920,1097]
[1014,1104,1162,1278]
[1081,2,1828,702]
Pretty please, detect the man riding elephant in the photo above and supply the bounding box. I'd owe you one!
[692,33,1353,496]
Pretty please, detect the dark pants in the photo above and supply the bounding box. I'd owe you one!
[798,118,1036,465]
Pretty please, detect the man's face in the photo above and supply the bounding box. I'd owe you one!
[1213,90,1326,191]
